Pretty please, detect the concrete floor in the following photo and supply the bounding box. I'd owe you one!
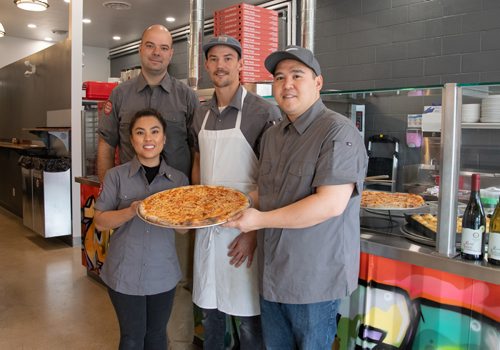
[0,207,199,350]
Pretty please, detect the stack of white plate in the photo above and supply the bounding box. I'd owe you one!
[462,104,480,123]
[481,95,500,123]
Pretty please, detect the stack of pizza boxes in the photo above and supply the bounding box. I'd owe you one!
[214,3,278,83]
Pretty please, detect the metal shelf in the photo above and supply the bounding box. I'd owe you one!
[462,122,500,129]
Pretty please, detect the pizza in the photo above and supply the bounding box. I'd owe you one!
[411,214,490,234]
[138,185,250,227]
[361,191,425,209]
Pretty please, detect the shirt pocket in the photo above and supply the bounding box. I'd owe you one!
[117,187,144,210]
[286,161,315,194]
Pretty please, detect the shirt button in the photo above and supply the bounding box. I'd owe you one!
[167,174,172,179]
[218,119,222,122]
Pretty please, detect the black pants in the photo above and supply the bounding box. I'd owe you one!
[108,287,176,350]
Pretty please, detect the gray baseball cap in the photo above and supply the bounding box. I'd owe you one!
[265,45,321,76]
[203,35,242,58]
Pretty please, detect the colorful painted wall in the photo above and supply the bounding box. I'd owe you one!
[337,253,500,349]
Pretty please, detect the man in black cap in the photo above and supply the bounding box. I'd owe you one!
[225,45,368,348]
[189,35,281,349]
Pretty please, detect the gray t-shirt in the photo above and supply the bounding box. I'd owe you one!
[98,73,200,177]
[95,156,189,295]
[257,99,368,304]
[189,86,281,157]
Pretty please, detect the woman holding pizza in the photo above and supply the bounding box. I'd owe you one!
[94,108,188,350]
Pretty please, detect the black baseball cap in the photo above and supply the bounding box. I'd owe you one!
[265,45,321,76]
[203,35,242,58]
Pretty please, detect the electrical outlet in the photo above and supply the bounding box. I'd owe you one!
[12,188,15,197]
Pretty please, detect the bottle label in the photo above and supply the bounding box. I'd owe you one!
[461,227,484,255]
[488,232,500,259]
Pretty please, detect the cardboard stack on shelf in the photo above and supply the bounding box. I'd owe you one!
[214,3,278,83]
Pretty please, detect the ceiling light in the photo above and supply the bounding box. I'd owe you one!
[64,0,70,3]
[166,17,175,22]
[0,22,5,37]
[44,37,53,41]
[27,23,37,28]
[112,36,121,41]
[82,18,91,24]
[14,0,49,12]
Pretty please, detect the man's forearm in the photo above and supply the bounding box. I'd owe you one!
[97,138,115,183]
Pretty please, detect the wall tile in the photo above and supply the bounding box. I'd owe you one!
[442,0,481,16]
[377,6,409,26]
[349,47,377,65]
[349,13,379,32]
[408,38,442,58]
[462,9,500,32]
[409,1,444,22]
[376,43,408,62]
[442,33,480,55]
[393,21,426,42]
[392,58,424,78]
[424,16,461,38]
[362,0,391,14]
[481,29,500,51]
[424,55,461,75]
[463,51,500,72]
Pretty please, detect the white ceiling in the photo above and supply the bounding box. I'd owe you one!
[0,0,263,49]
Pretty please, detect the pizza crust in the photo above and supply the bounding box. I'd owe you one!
[361,191,425,209]
[138,185,250,228]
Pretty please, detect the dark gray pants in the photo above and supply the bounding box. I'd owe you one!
[108,287,176,350]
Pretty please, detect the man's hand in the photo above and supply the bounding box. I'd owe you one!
[227,230,257,268]
[223,208,263,233]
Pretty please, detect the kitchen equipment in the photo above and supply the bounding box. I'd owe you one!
[366,134,399,192]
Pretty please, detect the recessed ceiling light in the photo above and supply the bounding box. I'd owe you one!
[27,24,37,29]
[44,37,53,41]
[82,18,91,24]
[64,0,70,3]
[112,36,121,41]
[166,17,175,22]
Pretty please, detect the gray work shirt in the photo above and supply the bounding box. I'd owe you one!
[95,156,189,296]
[189,86,282,156]
[257,99,368,304]
[98,73,200,177]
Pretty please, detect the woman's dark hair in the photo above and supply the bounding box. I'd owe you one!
[129,108,166,135]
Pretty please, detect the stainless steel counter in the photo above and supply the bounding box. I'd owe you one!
[360,209,499,285]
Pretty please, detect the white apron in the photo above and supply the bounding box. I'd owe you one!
[192,88,260,316]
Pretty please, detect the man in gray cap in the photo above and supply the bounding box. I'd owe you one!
[189,35,281,349]
[225,45,368,348]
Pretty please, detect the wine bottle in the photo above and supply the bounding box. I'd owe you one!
[461,174,486,260]
[488,196,500,265]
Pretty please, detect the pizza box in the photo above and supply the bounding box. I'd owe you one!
[215,3,277,17]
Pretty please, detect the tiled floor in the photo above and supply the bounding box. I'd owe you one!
[0,207,199,350]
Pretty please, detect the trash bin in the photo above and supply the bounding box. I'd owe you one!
[19,155,71,237]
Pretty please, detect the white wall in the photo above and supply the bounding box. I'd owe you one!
[0,36,54,68]
[82,45,110,82]
[0,38,110,81]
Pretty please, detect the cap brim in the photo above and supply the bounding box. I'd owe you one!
[203,43,242,58]
[265,51,304,74]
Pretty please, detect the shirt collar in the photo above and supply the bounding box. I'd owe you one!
[283,98,325,135]
[128,156,173,181]
[135,72,172,93]
[209,85,243,114]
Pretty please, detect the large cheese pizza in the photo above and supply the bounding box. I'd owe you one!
[138,185,250,228]
[361,191,425,209]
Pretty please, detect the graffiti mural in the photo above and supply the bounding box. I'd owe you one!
[336,253,500,350]
[80,183,112,275]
